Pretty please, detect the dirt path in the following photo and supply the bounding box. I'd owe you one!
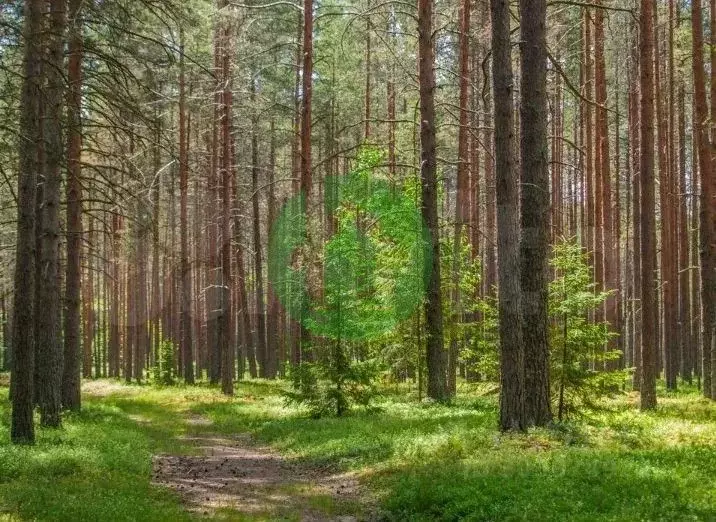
[152,416,377,521]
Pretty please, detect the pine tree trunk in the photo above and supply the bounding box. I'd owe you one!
[288,11,303,366]
[678,82,692,382]
[629,32,642,390]
[36,0,66,428]
[708,0,716,399]
[470,42,481,264]
[82,220,94,379]
[11,0,44,444]
[692,103,702,384]
[691,0,714,399]
[1,294,8,371]
[639,0,658,409]
[595,3,617,371]
[179,30,194,384]
[229,151,255,380]
[418,0,447,401]
[62,0,83,411]
[125,253,134,383]
[208,12,222,384]
[251,85,268,379]
[449,0,471,397]
[299,0,315,362]
[364,0,372,140]
[492,0,524,430]
[520,0,552,426]
[583,10,595,281]
[151,121,162,373]
[266,119,279,379]
[219,1,234,395]
[653,2,672,386]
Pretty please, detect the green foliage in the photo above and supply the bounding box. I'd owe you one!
[283,146,432,416]
[439,230,497,379]
[550,240,624,419]
[464,296,500,380]
[150,336,176,386]
[284,356,383,418]
[270,146,429,342]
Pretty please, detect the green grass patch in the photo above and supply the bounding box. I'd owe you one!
[190,381,716,521]
[0,386,193,521]
[1,378,715,521]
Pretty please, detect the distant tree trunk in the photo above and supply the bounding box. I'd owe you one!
[551,54,563,239]
[208,11,222,384]
[193,176,204,377]
[520,0,552,426]
[99,229,108,376]
[82,220,94,380]
[677,2,693,383]
[1,293,8,371]
[299,0,315,362]
[289,9,303,366]
[364,0,372,140]
[594,2,617,370]
[628,32,642,390]
[691,103,702,385]
[624,75,634,371]
[62,0,83,411]
[654,1,672,385]
[265,119,279,379]
[136,225,148,383]
[691,0,714,399]
[133,146,148,384]
[300,0,313,217]
[678,82,692,382]
[418,0,447,401]
[583,10,595,277]
[11,0,44,444]
[151,119,162,373]
[109,212,121,377]
[387,36,396,180]
[708,0,716,399]
[662,0,679,388]
[639,0,658,409]
[449,0,471,397]
[470,42,481,264]
[492,0,524,430]
[485,81,497,296]
[179,30,194,384]
[233,175,256,379]
[219,1,234,395]
[36,0,66,428]
[251,82,268,379]
[614,63,622,367]
[125,252,134,384]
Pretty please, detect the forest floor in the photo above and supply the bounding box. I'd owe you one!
[152,414,369,521]
[1,376,716,521]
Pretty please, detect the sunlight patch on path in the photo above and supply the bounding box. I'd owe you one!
[81,380,131,397]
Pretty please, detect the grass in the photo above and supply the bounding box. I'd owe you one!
[1,376,715,521]
[0,384,193,521]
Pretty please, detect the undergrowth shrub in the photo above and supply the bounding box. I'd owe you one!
[284,357,382,417]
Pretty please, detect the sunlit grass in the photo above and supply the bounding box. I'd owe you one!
[1,376,715,521]
[0,385,192,521]
[190,380,716,521]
